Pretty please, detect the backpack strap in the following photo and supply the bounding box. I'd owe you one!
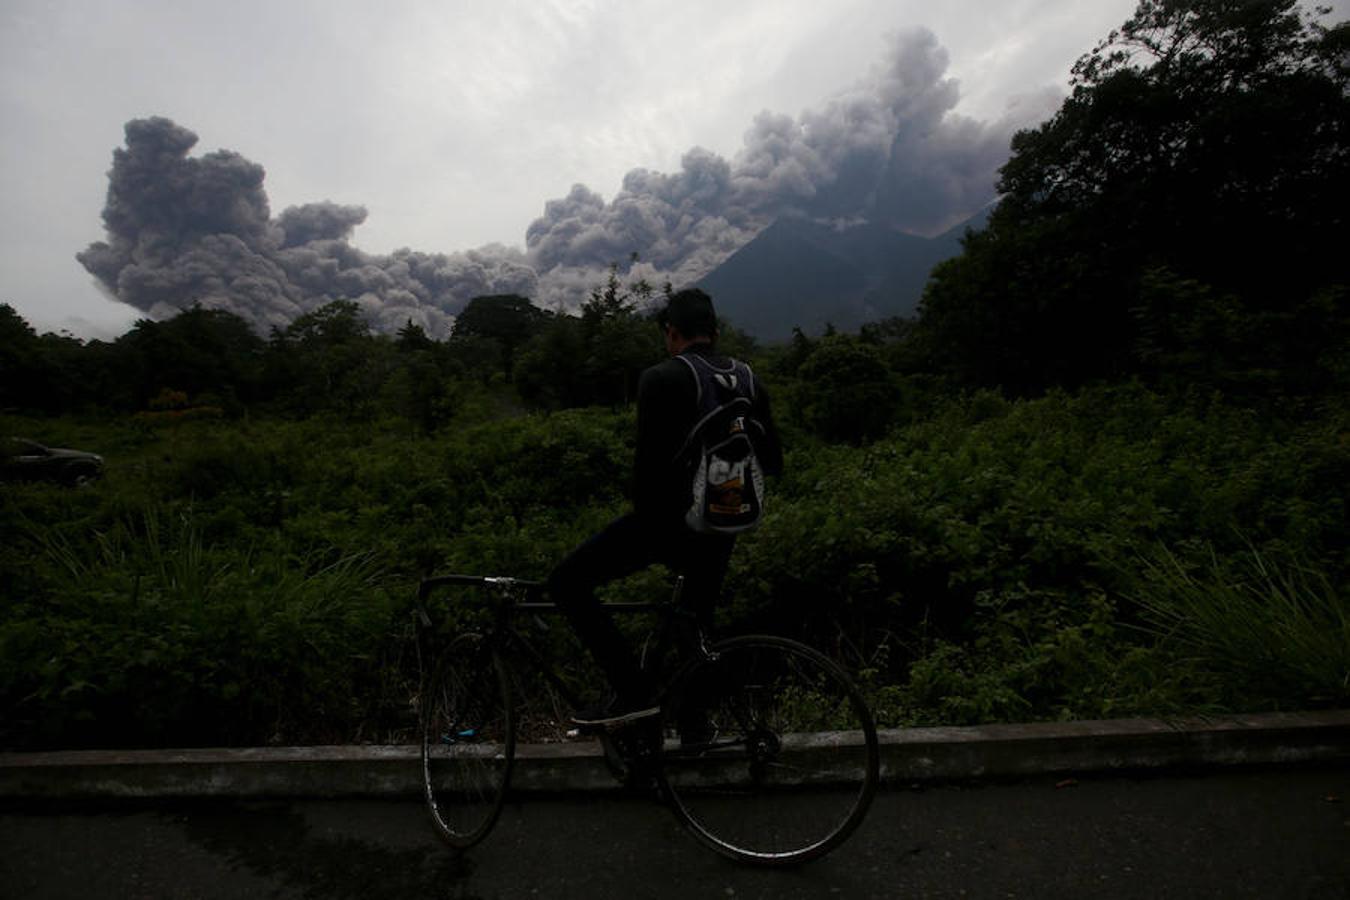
[680,351,749,400]
[672,352,752,461]
[674,354,702,409]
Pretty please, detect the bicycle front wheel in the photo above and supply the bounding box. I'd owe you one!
[421,632,515,849]
[656,635,879,865]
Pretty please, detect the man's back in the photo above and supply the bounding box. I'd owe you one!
[547,288,782,726]
[634,345,782,524]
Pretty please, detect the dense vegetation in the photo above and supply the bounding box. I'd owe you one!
[2,0,1347,749]
[916,0,1349,395]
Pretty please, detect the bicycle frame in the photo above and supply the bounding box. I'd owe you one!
[415,574,702,720]
[415,572,882,864]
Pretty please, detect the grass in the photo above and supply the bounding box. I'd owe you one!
[1131,543,1350,708]
[3,504,410,748]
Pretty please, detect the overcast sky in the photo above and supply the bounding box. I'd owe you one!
[1,0,1341,338]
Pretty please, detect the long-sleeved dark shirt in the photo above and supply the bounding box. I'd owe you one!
[633,343,783,524]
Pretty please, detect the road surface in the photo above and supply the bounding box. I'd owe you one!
[2,767,1348,899]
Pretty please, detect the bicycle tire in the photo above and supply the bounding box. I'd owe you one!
[656,635,879,865]
[420,632,515,849]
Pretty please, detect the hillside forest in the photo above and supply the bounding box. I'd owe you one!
[2,0,1347,749]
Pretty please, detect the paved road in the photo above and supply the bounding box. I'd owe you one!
[3,767,1348,899]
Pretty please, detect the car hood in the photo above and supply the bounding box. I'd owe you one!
[47,447,104,464]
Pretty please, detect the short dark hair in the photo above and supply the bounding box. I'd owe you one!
[658,288,718,339]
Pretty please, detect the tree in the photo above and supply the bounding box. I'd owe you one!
[582,260,656,322]
[797,335,899,443]
[381,350,458,434]
[918,0,1349,393]
[281,300,369,348]
[114,306,265,410]
[264,300,391,418]
[451,294,549,378]
[771,327,816,378]
[0,304,51,412]
[513,264,664,410]
[512,315,588,408]
[395,319,434,353]
[579,263,663,407]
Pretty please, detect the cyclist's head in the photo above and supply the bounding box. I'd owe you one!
[658,289,718,343]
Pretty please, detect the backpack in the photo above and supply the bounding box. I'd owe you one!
[675,353,767,534]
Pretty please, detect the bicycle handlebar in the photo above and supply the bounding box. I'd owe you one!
[417,574,546,602]
[416,573,672,615]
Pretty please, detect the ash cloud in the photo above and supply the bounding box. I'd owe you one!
[276,202,368,248]
[79,117,536,337]
[80,29,1054,334]
[528,27,1055,304]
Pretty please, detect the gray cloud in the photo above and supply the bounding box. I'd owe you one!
[78,117,536,337]
[526,27,1048,294]
[79,29,1050,334]
[276,202,368,248]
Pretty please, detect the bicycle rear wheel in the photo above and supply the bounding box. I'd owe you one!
[421,632,515,849]
[656,635,879,865]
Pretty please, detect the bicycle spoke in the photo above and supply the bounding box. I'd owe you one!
[420,633,515,849]
[656,636,879,865]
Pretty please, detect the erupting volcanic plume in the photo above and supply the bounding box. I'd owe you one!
[78,28,1054,335]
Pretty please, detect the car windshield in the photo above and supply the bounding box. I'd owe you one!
[4,438,47,456]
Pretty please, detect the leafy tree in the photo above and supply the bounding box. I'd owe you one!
[582,315,661,407]
[713,317,759,363]
[395,319,434,354]
[918,0,1349,394]
[797,335,899,443]
[513,315,589,408]
[0,303,34,349]
[0,304,40,411]
[452,294,550,377]
[582,261,655,322]
[1,305,134,413]
[281,299,370,348]
[771,327,816,378]
[445,334,506,384]
[381,350,458,434]
[513,265,664,409]
[114,306,265,410]
[265,300,391,418]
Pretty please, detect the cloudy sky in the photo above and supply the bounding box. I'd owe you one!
[1,0,1339,338]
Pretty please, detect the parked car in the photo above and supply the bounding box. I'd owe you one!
[1,438,105,486]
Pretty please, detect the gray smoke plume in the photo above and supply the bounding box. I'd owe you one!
[78,117,536,337]
[526,27,1055,309]
[80,29,1055,334]
[276,202,368,248]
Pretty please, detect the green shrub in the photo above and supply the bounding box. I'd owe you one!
[1,507,406,748]
[1128,543,1350,709]
[3,381,1347,747]
[729,382,1349,724]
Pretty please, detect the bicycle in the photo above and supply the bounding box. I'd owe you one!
[414,573,880,866]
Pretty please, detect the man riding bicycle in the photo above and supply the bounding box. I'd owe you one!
[547,288,783,728]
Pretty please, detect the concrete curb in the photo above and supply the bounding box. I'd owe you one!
[2,710,1346,800]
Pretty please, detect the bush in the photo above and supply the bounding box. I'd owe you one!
[727,383,1350,724]
[796,336,899,443]
[1128,543,1350,709]
[3,381,1347,746]
[1,508,406,748]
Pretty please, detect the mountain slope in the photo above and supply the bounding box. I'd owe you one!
[697,209,988,342]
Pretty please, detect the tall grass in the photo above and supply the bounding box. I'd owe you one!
[5,385,1348,747]
[1130,543,1350,707]
[3,506,408,748]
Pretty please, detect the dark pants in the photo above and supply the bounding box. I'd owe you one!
[547,513,734,703]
